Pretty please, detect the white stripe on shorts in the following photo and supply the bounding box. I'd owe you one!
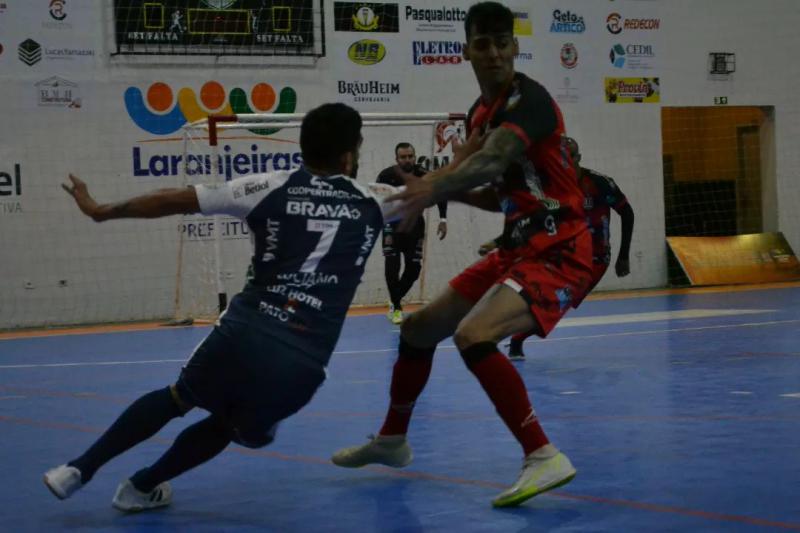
[503,278,523,293]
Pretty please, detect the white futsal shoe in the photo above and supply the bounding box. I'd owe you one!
[43,464,83,500]
[492,446,577,507]
[331,434,413,468]
[112,479,172,512]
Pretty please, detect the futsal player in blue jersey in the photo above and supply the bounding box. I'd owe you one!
[44,103,389,512]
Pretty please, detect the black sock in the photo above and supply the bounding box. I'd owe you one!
[385,254,402,307]
[396,252,421,304]
[509,337,523,353]
[130,414,232,493]
[68,387,183,484]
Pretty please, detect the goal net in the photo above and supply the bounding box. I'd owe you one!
[173,111,503,322]
[661,106,776,284]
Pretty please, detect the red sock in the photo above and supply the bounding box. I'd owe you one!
[465,348,549,455]
[379,340,434,436]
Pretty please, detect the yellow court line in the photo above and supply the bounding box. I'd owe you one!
[1,281,798,341]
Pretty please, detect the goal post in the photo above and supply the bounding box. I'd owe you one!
[172,110,487,322]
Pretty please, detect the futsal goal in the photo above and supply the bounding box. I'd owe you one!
[171,111,504,322]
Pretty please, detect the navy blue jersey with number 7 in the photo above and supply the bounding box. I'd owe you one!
[194,167,385,366]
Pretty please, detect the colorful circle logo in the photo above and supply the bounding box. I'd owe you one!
[124,81,297,135]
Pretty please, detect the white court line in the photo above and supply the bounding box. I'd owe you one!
[780,393,800,399]
[0,359,185,369]
[0,317,798,370]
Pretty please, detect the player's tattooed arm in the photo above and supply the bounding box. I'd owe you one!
[429,127,525,201]
[385,128,520,227]
[62,174,200,222]
[451,186,502,212]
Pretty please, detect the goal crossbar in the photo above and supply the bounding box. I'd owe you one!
[188,112,466,127]
[186,112,466,146]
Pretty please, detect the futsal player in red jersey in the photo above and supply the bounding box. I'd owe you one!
[331,2,593,507]
[481,137,635,360]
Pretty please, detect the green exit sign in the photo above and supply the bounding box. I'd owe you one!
[714,96,729,105]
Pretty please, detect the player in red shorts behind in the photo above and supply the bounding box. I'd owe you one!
[331,2,592,508]
[480,137,636,359]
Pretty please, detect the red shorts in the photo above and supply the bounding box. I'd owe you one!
[572,262,609,307]
[449,232,593,338]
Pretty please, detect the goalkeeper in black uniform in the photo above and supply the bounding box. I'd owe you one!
[377,142,448,324]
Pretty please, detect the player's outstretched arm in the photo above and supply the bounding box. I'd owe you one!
[62,174,200,222]
[615,202,635,276]
[386,128,523,228]
[430,127,525,200]
[451,186,502,212]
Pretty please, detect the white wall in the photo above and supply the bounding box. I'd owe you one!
[1,0,798,328]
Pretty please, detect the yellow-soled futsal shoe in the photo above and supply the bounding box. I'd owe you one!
[492,451,576,508]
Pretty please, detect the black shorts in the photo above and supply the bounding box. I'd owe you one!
[175,319,326,447]
[382,218,425,258]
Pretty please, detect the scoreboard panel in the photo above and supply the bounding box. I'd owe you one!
[114,0,317,55]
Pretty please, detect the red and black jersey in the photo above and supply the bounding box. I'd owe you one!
[580,168,628,265]
[466,72,587,258]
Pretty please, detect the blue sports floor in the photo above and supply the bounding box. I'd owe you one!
[1,285,800,532]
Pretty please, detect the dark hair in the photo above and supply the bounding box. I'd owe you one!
[394,142,414,156]
[300,103,362,169]
[464,2,514,41]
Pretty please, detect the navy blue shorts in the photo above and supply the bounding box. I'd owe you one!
[175,317,326,447]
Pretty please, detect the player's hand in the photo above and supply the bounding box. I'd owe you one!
[452,128,487,167]
[386,179,435,232]
[615,256,630,277]
[62,174,104,222]
[478,239,498,256]
[437,221,447,240]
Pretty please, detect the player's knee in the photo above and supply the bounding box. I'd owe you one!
[397,335,436,362]
[399,311,428,344]
[453,324,489,351]
[457,341,498,367]
[169,384,194,415]
[233,433,274,449]
[400,312,418,336]
[231,424,277,449]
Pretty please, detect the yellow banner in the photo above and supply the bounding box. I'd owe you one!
[605,77,660,104]
[667,233,800,285]
[513,11,533,36]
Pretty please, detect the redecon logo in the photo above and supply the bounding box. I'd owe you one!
[348,39,386,65]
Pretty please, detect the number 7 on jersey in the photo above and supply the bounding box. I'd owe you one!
[299,219,341,272]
